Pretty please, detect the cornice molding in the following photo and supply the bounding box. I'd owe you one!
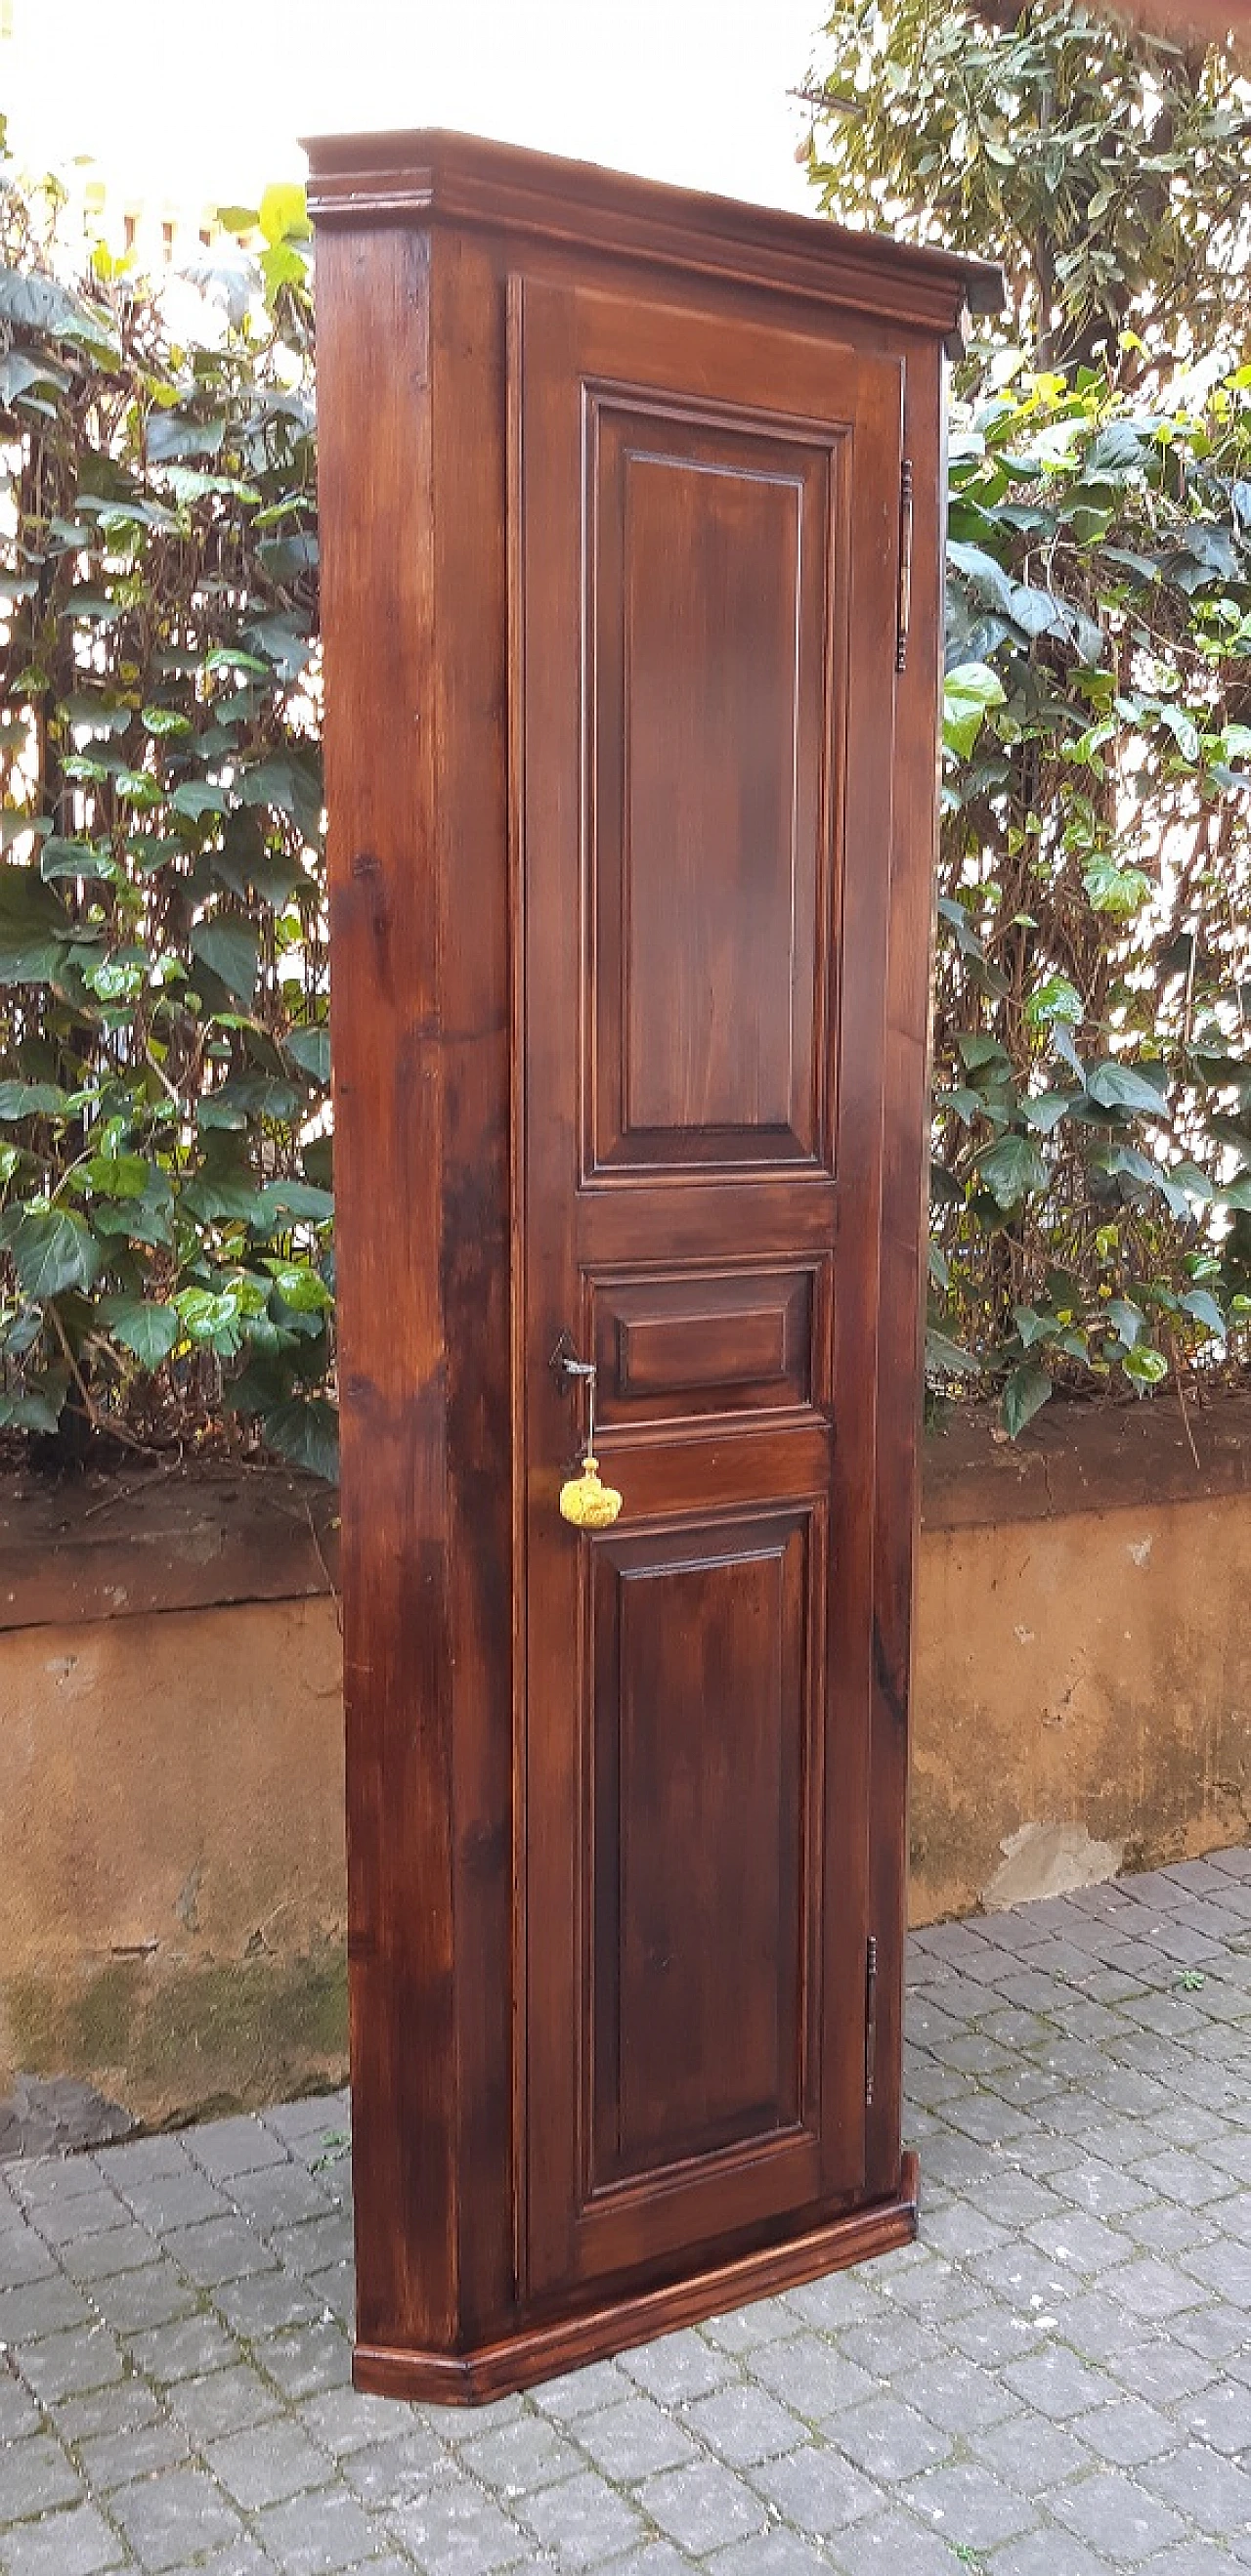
[303,129,1004,354]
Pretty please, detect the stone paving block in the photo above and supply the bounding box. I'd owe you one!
[943,2299,1048,2369]
[227,2165,333,2235]
[698,2294,801,2355]
[75,2422,189,2493]
[1079,2395,1182,2468]
[0,2500,125,2575]
[1141,2440,1251,2537]
[836,2312,947,2384]
[53,2380,163,2444]
[903,2456,1038,2551]
[572,2393,698,2481]
[0,2380,42,2445]
[7,2158,110,2211]
[639,2456,773,2552]
[1107,2336,1219,2408]
[971,2406,1092,2493]
[14,2319,124,2405]
[1119,2204,1223,2260]
[299,2264,353,2331]
[255,2320,351,2402]
[0,2228,60,2293]
[126,2311,242,2385]
[150,2548,275,2576]
[165,2363,284,2443]
[1143,2549,1251,2576]
[707,2531,831,2575]
[293,2383,403,2457]
[992,2534,1115,2576]
[729,2333,878,2428]
[388,2468,531,2573]
[534,2361,641,2424]
[339,2423,453,2506]
[905,2352,1020,2436]
[1176,2376,1251,2453]
[0,2275,92,2341]
[1001,2339,1119,2420]
[0,2429,82,2519]
[455,2410,582,2498]
[92,2137,190,2187]
[745,2443,879,2540]
[518,2467,648,2566]
[1051,2467,1189,2562]
[85,2255,199,2338]
[785,2270,886,2335]
[213,2270,320,2341]
[108,2467,244,2572]
[827,2392,953,2483]
[253,2482,380,2575]
[1173,2299,1251,2364]
[163,2217,278,2290]
[260,2093,347,2148]
[831,2505,980,2575]
[617,2331,737,2407]
[114,2175,233,2235]
[206,2416,334,2511]
[682,2382,802,2467]
[184,2119,291,2184]
[596,2548,694,2576]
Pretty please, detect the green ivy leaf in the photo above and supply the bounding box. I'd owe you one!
[258,1392,339,1482]
[265,1262,331,1313]
[98,1295,180,1365]
[11,1207,101,1298]
[1024,975,1084,1030]
[190,917,261,1001]
[0,1081,68,1118]
[1085,1062,1169,1116]
[1123,1344,1169,1387]
[977,1134,1048,1206]
[283,1024,330,1084]
[1104,1297,1144,1349]
[942,660,1007,759]
[1002,1363,1053,1437]
[260,1178,334,1224]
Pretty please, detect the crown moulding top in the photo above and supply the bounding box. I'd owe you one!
[301,127,1005,355]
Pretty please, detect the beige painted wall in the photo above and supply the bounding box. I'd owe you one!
[0,1597,347,2122]
[912,1493,1251,1921]
[2,1479,1247,2118]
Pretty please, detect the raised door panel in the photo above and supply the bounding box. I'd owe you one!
[590,407,838,1172]
[517,276,903,2302]
[591,1513,817,2190]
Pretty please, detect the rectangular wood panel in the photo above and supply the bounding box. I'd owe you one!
[592,1265,818,1427]
[588,402,841,1173]
[590,1514,812,2187]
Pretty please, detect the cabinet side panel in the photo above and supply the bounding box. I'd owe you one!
[431,231,518,2338]
[868,336,945,2197]
[315,223,458,2349]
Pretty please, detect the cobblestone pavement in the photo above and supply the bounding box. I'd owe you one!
[1,1848,1248,2576]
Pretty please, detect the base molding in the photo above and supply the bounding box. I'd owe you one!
[354,2153,919,2404]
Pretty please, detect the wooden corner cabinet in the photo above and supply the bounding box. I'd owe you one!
[305,128,1000,2402]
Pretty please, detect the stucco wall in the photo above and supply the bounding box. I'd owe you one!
[1,1406,1247,2122]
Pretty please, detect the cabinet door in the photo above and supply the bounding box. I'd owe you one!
[515,277,904,2298]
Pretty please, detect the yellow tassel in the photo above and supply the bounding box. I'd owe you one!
[559,1455,623,1529]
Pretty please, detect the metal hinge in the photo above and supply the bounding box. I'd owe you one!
[865,1935,879,2105]
[895,459,914,674]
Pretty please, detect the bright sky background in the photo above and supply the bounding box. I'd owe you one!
[4,0,827,218]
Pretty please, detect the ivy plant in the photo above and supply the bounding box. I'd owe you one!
[0,130,335,1476]
[807,2,1251,1431]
